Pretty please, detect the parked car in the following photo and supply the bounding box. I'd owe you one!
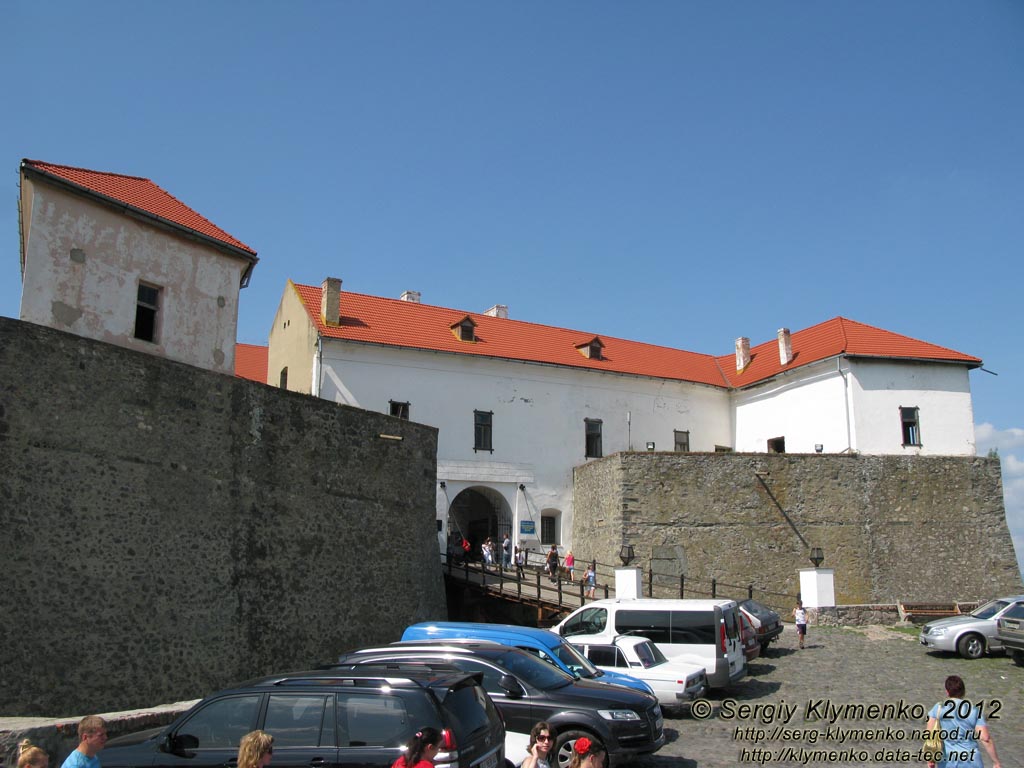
[336,640,665,768]
[554,598,747,689]
[737,611,761,662]
[102,666,505,768]
[738,599,783,653]
[401,621,654,695]
[919,595,1024,659]
[995,601,1024,666]
[569,635,707,713]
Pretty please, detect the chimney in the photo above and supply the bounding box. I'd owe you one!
[400,290,421,303]
[321,277,341,325]
[735,337,751,371]
[484,304,509,319]
[778,327,793,366]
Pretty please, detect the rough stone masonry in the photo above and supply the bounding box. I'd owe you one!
[573,450,1020,605]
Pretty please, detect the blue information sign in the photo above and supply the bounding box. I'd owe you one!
[519,520,536,536]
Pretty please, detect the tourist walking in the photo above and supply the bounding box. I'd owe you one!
[502,533,512,568]
[515,545,525,579]
[60,717,107,768]
[925,675,1001,768]
[565,550,575,581]
[792,600,807,649]
[392,727,443,768]
[238,732,274,768]
[18,742,48,768]
[482,538,493,568]
[545,544,560,584]
[584,562,597,598]
[520,722,556,768]
[567,737,606,768]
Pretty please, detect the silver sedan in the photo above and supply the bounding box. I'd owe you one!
[920,595,1024,659]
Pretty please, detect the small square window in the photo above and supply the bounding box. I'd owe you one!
[767,436,786,454]
[674,430,690,452]
[389,401,410,420]
[900,406,921,446]
[134,283,161,342]
[474,410,493,452]
[585,419,603,458]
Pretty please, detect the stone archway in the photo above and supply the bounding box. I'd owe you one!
[448,486,512,558]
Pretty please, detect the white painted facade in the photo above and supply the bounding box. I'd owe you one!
[311,340,732,550]
[19,179,249,374]
[732,357,976,456]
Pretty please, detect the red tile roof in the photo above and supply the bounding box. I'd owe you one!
[289,283,982,388]
[717,317,982,388]
[22,159,256,257]
[291,282,728,386]
[235,343,268,383]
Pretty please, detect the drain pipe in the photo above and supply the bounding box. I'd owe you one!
[838,357,852,452]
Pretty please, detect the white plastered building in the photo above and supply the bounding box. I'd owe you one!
[261,277,982,555]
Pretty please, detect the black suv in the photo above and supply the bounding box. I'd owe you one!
[335,642,664,768]
[103,667,505,768]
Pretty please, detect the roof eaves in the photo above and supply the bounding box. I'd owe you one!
[21,162,259,280]
[844,352,982,369]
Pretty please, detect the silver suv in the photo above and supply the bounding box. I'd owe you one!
[919,595,1024,659]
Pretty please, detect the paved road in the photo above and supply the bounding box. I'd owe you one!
[628,624,1023,768]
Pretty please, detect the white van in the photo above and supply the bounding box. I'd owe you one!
[553,598,747,689]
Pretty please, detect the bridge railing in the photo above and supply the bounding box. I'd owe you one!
[441,551,797,615]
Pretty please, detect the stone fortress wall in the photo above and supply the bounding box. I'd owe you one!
[0,317,445,716]
[573,451,1020,608]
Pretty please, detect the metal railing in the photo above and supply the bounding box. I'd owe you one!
[441,552,797,615]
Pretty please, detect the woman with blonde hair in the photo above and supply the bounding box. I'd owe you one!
[237,731,274,768]
[18,741,49,768]
[566,737,605,768]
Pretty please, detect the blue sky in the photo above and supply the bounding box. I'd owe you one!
[3,2,1022,578]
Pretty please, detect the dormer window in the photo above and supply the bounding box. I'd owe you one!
[451,316,477,343]
[575,336,604,360]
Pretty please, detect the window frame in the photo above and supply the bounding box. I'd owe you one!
[134,282,162,343]
[389,400,410,420]
[584,418,603,459]
[474,410,493,453]
[900,406,922,446]
[673,430,690,452]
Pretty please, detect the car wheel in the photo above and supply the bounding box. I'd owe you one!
[760,642,771,654]
[957,633,985,660]
[1012,649,1024,667]
[554,730,602,768]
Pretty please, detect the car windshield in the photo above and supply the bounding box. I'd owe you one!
[633,641,668,669]
[555,641,602,678]
[488,649,575,690]
[972,600,1010,619]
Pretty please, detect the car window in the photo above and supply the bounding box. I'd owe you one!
[264,695,331,747]
[338,692,411,748]
[972,600,1010,619]
[553,640,600,677]
[562,607,607,636]
[633,641,667,668]
[178,695,261,748]
[616,610,671,643]
[443,681,499,741]
[668,611,716,645]
[586,645,618,667]
[1000,603,1024,620]
[487,649,573,690]
[740,600,778,622]
[722,608,740,640]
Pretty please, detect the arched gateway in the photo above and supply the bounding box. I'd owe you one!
[447,486,513,557]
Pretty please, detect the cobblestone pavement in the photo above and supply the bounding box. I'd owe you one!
[629,624,1024,768]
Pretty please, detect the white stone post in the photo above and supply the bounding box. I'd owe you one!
[799,567,836,608]
[615,567,643,600]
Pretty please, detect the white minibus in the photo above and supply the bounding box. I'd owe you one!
[553,598,747,689]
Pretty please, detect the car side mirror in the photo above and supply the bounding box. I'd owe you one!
[499,674,525,698]
[163,734,199,754]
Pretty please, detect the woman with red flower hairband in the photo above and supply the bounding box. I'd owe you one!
[392,728,442,768]
[567,737,606,768]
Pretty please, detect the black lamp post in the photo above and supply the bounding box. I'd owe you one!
[619,544,635,566]
[809,547,824,567]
